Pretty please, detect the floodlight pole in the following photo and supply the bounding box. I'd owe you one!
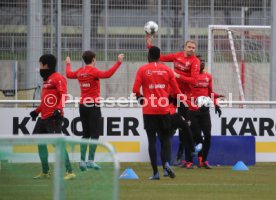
[27,0,42,89]
[82,0,91,51]
[55,0,62,73]
[184,0,189,42]
[157,0,161,47]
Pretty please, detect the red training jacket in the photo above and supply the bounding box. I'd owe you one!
[178,71,219,105]
[133,62,183,115]
[147,44,200,99]
[66,61,121,104]
[35,72,67,119]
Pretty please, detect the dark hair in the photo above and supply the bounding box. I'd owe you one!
[196,55,205,72]
[82,50,96,64]
[39,54,57,71]
[148,46,160,62]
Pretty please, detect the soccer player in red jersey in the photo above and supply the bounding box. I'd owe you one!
[176,55,223,169]
[30,54,76,180]
[65,51,124,171]
[146,35,201,168]
[146,35,200,99]
[133,46,185,180]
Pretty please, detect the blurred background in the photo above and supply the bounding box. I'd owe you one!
[0,0,272,104]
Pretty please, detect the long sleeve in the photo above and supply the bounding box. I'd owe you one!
[212,92,220,99]
[168,70,182,97]
[66,63,79,79]
[190,59,200,83]
[159,53,177,62]
[95,61,122,79]
[169,70,198,111]
[132,68,143,96]
[176,59,200,85]
[177,74,198,85]
[147,43,176,63]
[35,105,42,113]
[55,77,67,110]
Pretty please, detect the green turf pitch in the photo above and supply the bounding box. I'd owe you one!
[0,162,276,200]
[0,162,115,200]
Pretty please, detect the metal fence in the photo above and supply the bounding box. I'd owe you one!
[0,0,272,103]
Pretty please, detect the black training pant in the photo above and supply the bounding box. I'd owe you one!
[190,109,211,162]
[177,103,194,162]
[171,113,194,162]
[143,114,172,175]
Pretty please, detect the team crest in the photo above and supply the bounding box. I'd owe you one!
[185,61,190,67]
[146,70,152,76]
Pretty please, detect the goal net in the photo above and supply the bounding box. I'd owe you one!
[0,135,119,200]
[208,25,271,101]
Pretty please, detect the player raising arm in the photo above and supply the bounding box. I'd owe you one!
[65,51,124,171]
[146,35,201,167]
[146,35,200,99]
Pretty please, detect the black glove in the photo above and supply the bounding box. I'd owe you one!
[136,95,144,105]
[30,110,38,121]
[168,95,177,106]
[53,109,62,119]
[215,105,222,117]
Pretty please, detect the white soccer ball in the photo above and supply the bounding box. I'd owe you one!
[144,21,158,35]
[195,96,213,107]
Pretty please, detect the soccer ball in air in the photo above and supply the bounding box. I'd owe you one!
[195,96,213,107]
[144,21,158,35]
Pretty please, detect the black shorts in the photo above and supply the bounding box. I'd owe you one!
[79,104,102,139]
[143,114,171,132]
[190,109,211,131]
[33,116,63,134]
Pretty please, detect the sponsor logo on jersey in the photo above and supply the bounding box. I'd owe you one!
[81,83,91,87]
[146,70,152,76]
[43,82,55,89]
[78,73,90,78]
[149,84,166,89]
[174,61,191,71]
[146,70,167,76]
[185,61,190,67]
[152,70,167,75]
